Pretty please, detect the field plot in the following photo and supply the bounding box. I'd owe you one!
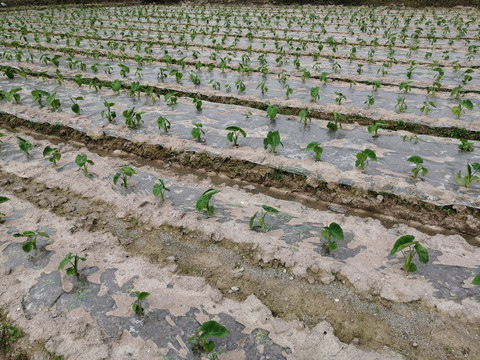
[1,3,480,360]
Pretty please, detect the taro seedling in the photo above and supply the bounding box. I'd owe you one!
[0,196,10,222]
[101,101,116,122]
[191,122,205,142]
[458,139,474,152]
[75,154,94,177]
[249,205,279,232]
[364,95,375,109]
[190,72,201,86]
[327,112,346,131]
[110,80,122,95]
[70,96,83,115]
[0,131,4,144]
[395,97,407,112]
[118,64,130,77]
[299,109,311,125]
[452,99,474,119]
[123,107,145,128]
[165,92,178,105]
[235,79,247,93]
[0,88,22,103]
[113,167,136,188]
[13,230,49,253]
[266,105,279,121]
[407,156,428,179]
[256,79,268,95]
[196,189,221,216]
[335,92,346,105]
[284,85,293,99]
[310,87,320,102]
[188,320,230,354]
[390,235,429,273]
[45,92,61,111]
[420,101,436,116]
[263,130,283,153]
[58,252,86,280]
[157,116,171,134]
[16,136,32,155]
[456,162,480,188]
[306,141,324,161]
[226,126,246,146]
[153,178,170,201]
[129,81,141,98]
[193,97,202,111]
[42,146,61,166]
[355,149,377,170]
[31,89,49,107]
[399,81,413,93]
[132,291,150,316]
[367,121,388,138]
[322,222,344,251]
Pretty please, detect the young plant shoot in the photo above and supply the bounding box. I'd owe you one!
[70,96,83,114]
[157,116,171,134]
[101,101,116,122]
[16,136,32,155]
[327,112,346,131]
[13,230,49,253]
[390,235,429,273]
[263,130,283,153]
[75,154,94,177]
[188,321,230,354]
[196,189,221,216]
[123,107,144,128]
[456,162,480,188]
[113,167,136,188]
[322,222,344,251]
[407,156,428,179]
[132,291,150,316]
[367,121,388,138]
[249,205,279,232]
[226,126,246,146]
[355,149,377,170]
[153,178,170,201]
[58,252,86,279]
[306,141,323,161]
[42,146,61,166]
[191,122,205,142]
[266,105,278,121]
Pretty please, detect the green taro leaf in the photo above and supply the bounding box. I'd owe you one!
[472,274,480,285]
[407,156,423,165]
[58,252,73,270]
[0,196,10,204]
[407,262,418,273]
[135,291,150,300]
[306,142,319,152]
[120,167,136,176]
[414,242,429,264]
[22,241,33,253]
[461,99,474,111]
[204,341,215,353]
[225,126,246,137]
[261,205,279,213]
[328,222,344,241]
[197,321,230,339]
[390,235,415,255]
[249,212,259,228]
